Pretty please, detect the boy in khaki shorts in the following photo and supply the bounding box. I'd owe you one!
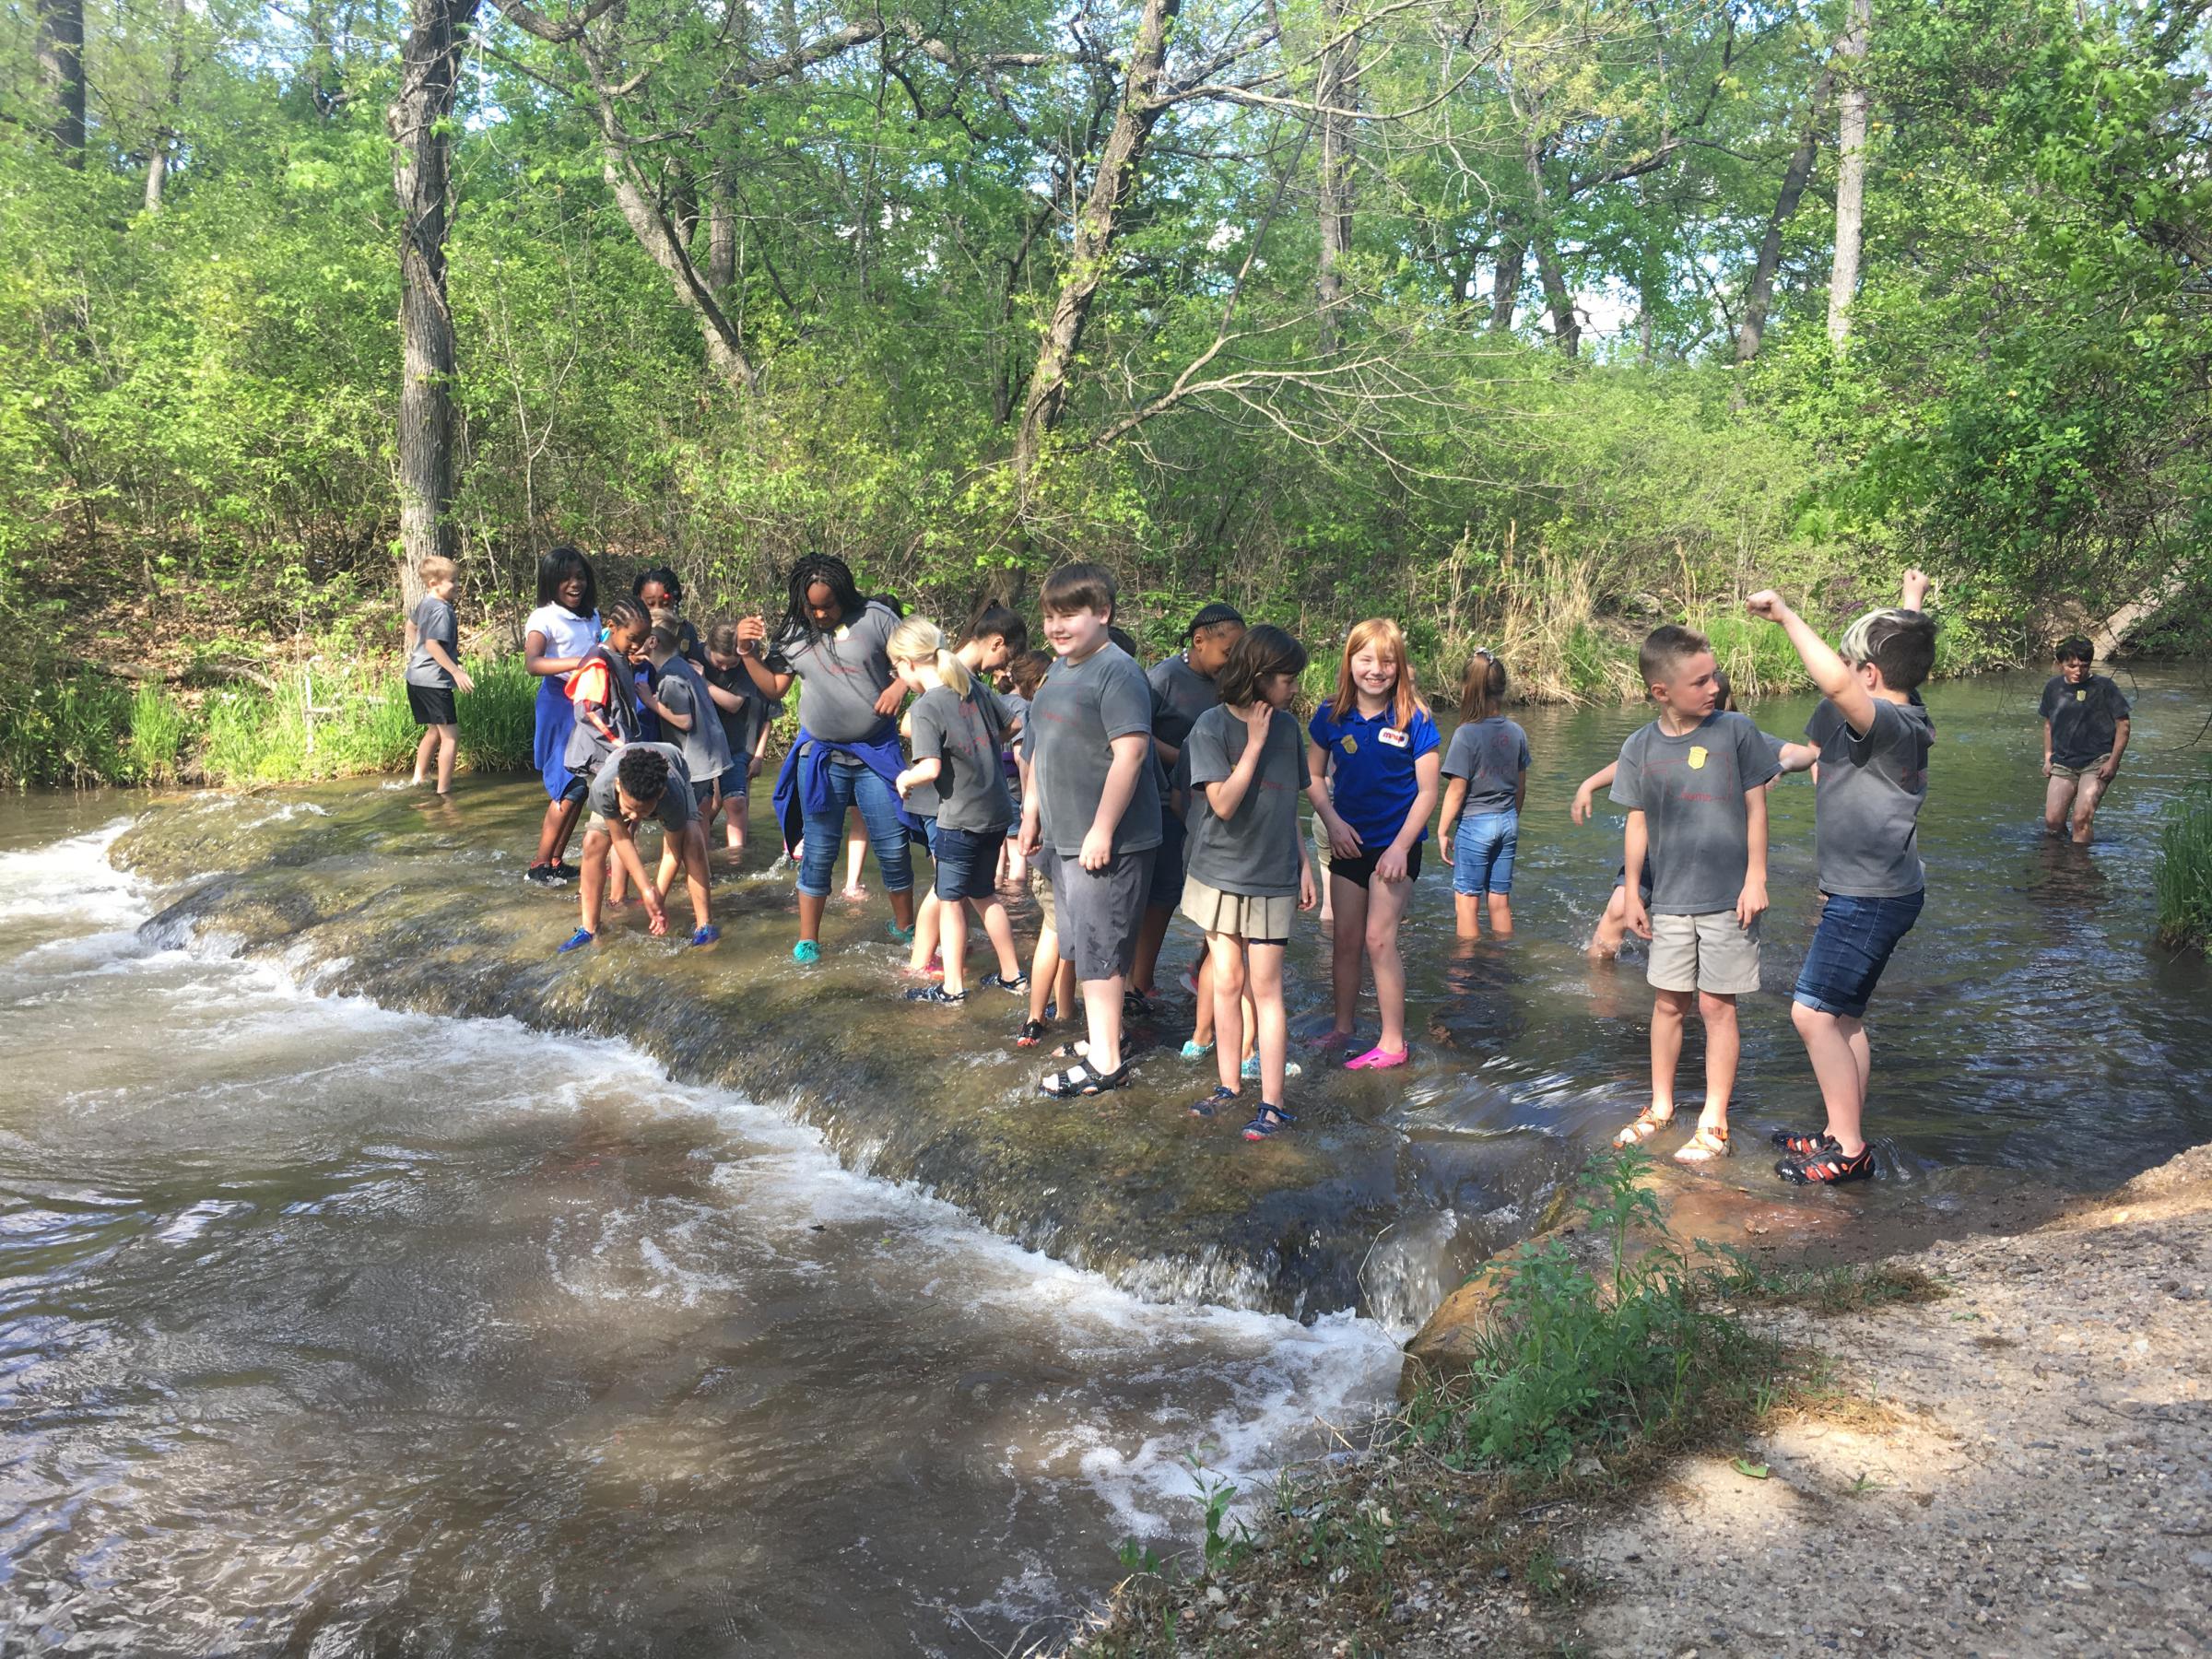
[1608,626,1779,1161]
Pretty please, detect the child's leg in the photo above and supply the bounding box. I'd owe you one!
[412,727,437,786]
[1027,927,1059,1026]
[2041,771,2078,835]
[1648,988,1692,1115]
[1133,905,1173,998]
[1241,985,1258,1065]
[1054,958,1077,1018]
[1247,942,1289,1102]
[2069,769,2112,844]
[677,823,713,926]
[938,888,969,994]
[910,892,941,971]
[1080,971,1125,1072]
[438,725,462,793]
[843,808,868,896]
[1453,891,1484,940]
[1695,990,1739,1126]
[1791,1003,1869,1154]
[547,794,586,865]
[1364,873,1415,1053]
[1205,931,1246,1095]
[847,770,917,932]
[1191,952,1217,1046]
[1486,819,1516,937]
[1590,886,1630,959]
[577,827,613,934]
[975,898,1024,982]
[1488,892,1513,936]
[1326,874,1369,1037]
[724,793,747,855]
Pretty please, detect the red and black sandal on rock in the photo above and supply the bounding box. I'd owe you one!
[1770,1127,1840,1158]
[1776,1143,1876,1184]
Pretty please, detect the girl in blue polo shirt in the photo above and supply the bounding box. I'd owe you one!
[1305,617,1441,1069]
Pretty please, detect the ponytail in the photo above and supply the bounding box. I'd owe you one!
[1457,649,1509,723]
[887,615,971,696]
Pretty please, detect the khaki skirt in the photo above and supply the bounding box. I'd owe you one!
[1181,876,1296,942]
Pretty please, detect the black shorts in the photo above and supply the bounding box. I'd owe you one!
[406,683,457,726]
[1147,813,1187,909]
[1330,840,1424,889]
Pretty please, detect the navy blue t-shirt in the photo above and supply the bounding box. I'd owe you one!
[1308,700,1441,851]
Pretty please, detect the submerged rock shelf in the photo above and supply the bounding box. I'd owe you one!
[113,784,1579,1319]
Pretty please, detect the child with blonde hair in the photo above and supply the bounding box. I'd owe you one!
[889,617,1026,1003]
[404,555,474,796]
[1305,618,1441,1069]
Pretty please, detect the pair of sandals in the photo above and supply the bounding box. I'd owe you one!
[1612,1105,1730,1162]
[1186,1085,1296,1140]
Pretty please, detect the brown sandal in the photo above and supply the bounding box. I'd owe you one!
[1612,1105,1676,1148]
[1675,1124,1732,1162]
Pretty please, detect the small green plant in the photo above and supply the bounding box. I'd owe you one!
[1114,1537,1164,1576]
[2153,782,2212,950]
[1186,1453,1251,1576]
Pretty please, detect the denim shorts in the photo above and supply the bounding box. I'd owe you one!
[1793,890,1924,1018]
[927,821,1007,904]
[1451,809,1519,896]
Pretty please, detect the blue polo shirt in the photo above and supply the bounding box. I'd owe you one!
[1309,699,1441,851]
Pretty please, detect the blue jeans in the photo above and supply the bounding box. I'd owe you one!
[796,760,912,898]
[1452,809,1519,895]
[1793,890,1924,1018]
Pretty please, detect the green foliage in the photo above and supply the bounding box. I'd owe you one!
[1404,1149,1779,1475]
[2154,781,2212,950]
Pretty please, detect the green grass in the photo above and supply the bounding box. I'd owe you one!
[2154,782,2212,949]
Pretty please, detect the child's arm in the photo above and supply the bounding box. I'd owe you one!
[525,630,589,678]
[1305,740,1360,855]
[2042,718,2055,779]
[1776,741,1818,774]
[1738,784,1770,927]
[404,615,420,654]
[1900,568,1931,611]
[1513,765,1528,814]
[1747,590,1877,736]
[1297,838,1317,912]
[1080,734,1151,870]
[1437,776,1469,850]
[2102,714,2131,782]
[1621,809,1653,938]
[646,683,690,733]
[732,617,795,700]
[1571,761,1617,824]
[425,638,475,694]
[895,757,941,799]
[1377,751,1441,882]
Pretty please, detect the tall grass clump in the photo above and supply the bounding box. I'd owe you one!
[2154,782,2212,949]
[0,674,136,787]
[455,655,539,772]
[124,686,194,784]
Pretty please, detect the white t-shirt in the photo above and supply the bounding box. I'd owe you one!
[524,604,600,662]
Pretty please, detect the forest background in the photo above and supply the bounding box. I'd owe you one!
[1,0,2207,788]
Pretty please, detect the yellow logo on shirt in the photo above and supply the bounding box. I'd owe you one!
[1341,735,1359,755]
[1688,745,1709,770]
[2076,688,2087,702]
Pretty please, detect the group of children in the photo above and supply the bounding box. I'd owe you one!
[398,544,2133,1184]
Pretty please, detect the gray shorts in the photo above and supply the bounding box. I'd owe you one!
[1647,911,1761,995]
[1051,848,1156,982]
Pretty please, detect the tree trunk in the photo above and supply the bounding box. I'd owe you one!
[1488,231,1524,333]
[144,0,190,213]
[1313,0,1357,355]
[1828,0,1870,350]
[1533,232,1579,356]
[706,165,737,292]
[1735,67,1834,364]
[388,0,482,610]
[35,0,87,166]
[1012,0,1182,487]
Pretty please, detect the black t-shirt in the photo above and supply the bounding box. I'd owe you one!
[2040,674,2130,769]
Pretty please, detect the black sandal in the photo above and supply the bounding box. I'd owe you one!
[1016,1019,1049,1048]
[1039,1060,1130,1099]
[1189,1085,1239,1120]
[1241,1103,1297,1141]
[1777,1143,1876,1184]
[1770,1127,1839,1158]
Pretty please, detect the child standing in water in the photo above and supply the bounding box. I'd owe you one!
[700,621,775,863]
[1181,627,1317,1139]
[1439,650,1529,941]
[523,546,602,886]
[889,617,1026,1004]
[2040,635,2131,845]
[1018,563,1162,1097]
[641,623,732,899]
[1608,626,1779,1163]
[404,555,474,797]
[557,742,718,953]
[1750,572,1936,1185]
[1306,618,1441,1069]
[999,648,1051,888]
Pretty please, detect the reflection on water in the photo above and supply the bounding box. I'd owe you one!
[0,665,2206,1653]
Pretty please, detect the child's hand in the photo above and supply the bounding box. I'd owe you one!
[1625,892,1653,940]
[873,683,907,717]
[1298,862,1317,912]
[893,769,914,800]
[747,756,763,780]
[1745,589,1789,622]
[1376,843,1409,883]
[735,616,768,651]
[1901,568,1932,608]
[1078,824,1112,871]
[2097,756,2121,783]
[1324,814,1362,859]
[2041,757,2054,779]
[1242,702,1274,743]
[1571,784,1594,824]
[1736,877,1769,928]
[1440,823,1457,864]
[455,667,477,694]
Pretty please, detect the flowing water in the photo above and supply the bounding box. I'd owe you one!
[1,666,2206,1653]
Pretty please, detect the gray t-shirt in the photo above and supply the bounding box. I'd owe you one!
[586,742,696,833]
[1806,698,1933,898]
[1442,717,1531,815]
[909,683,1014,831]
[1608,711,1781,914]
[1029,643,1163,857]
[405,594,457,688]
[764,600,900,743]
[1184,703,1312,899]
[653,654,731,783]
[1149,653,1219,814]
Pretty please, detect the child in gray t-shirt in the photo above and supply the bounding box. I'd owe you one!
[1748,571,1938,1189]
[403,556,475,795]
